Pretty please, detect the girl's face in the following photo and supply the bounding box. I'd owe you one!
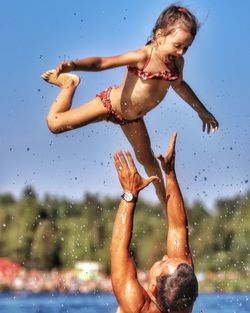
[157,28,194,63]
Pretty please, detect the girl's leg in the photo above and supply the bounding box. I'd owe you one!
[42,70,107,133]
[121,119,166,208]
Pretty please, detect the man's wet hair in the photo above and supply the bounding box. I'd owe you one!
[156,263,198,312]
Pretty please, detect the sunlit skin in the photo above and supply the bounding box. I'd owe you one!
[42,21,219,208]
[111,133,195,313]
[148,256,190,286]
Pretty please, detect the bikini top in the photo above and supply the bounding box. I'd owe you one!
[127,48,179,82]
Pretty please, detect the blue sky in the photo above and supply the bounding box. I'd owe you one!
[1,0,249,210]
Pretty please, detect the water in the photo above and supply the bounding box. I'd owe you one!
[0,292,249,313]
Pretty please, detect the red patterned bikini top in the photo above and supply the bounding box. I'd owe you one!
[127,48,179,81]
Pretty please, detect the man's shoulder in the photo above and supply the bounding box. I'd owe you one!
[117,293,151,313]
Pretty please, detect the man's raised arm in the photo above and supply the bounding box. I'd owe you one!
[158,133,193,265]
[111,151,159,312]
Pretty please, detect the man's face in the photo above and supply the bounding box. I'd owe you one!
[148,255,189,285]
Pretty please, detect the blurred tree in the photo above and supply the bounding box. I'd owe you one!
[22,185,37,201]
[0,189,248,275]
[0,193,16,206]
[0,209,11,256]
[4,186,41,265]
[29,220,60,269]
[58,216,91,267]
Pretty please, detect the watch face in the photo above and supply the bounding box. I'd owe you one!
[124,192,133,202]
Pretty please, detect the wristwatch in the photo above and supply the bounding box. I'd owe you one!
[121,191,138,203]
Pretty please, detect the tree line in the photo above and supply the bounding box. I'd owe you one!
[0,186,249,274]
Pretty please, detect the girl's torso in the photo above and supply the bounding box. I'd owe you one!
[109,46,180,120]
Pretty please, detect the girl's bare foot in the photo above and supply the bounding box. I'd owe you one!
[41,70,80,89]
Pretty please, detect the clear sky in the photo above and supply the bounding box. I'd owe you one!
[1,0,250,211]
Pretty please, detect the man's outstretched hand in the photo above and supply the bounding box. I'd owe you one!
[113,150,160,197]
[157,132,177,174]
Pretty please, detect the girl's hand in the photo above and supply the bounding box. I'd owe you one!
[55,61,76,78]
[198,110,219,134]
[113,150,160,197]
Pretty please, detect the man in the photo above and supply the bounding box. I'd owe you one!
[111,133,198,313]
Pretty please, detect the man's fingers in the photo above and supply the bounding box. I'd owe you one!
[147,176,161,184]
[157,154,164,162]
[117,150,129,171]
[113,153,123,173]
[157,154,165,168]
[141,176,160,189]
[157,155,168,172]
[167,132,177,156]
[125,150,137,172]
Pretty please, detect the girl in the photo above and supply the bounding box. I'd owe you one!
[42,5,219,208]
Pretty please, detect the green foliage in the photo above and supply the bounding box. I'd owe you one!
[0,193,16,206]
[29,220,60,269]
[132,202,165,269]
[58,216,91,267]
[0,186,249,278]
[2,195,41,266]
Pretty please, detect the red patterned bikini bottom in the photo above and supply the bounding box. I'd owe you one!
[96,86,141,125]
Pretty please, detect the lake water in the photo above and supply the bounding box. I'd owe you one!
[0,292,249,312]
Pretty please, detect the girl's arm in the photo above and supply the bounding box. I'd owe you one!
[54,48,148,76]
[171,57,219,133]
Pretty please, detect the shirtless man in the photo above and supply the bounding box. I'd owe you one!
[111,133,198,313]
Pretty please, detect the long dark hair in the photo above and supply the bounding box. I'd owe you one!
[147,5,199,45]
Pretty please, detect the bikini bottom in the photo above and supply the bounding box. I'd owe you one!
[96,86,141,125]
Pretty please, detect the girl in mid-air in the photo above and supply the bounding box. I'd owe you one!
[42,5,219,207]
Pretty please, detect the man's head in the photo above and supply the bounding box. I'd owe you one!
[148,256,198,312]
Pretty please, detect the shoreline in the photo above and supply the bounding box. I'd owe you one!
[0,268,249,293]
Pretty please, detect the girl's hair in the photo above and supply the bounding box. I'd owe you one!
[147,5,199,44]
